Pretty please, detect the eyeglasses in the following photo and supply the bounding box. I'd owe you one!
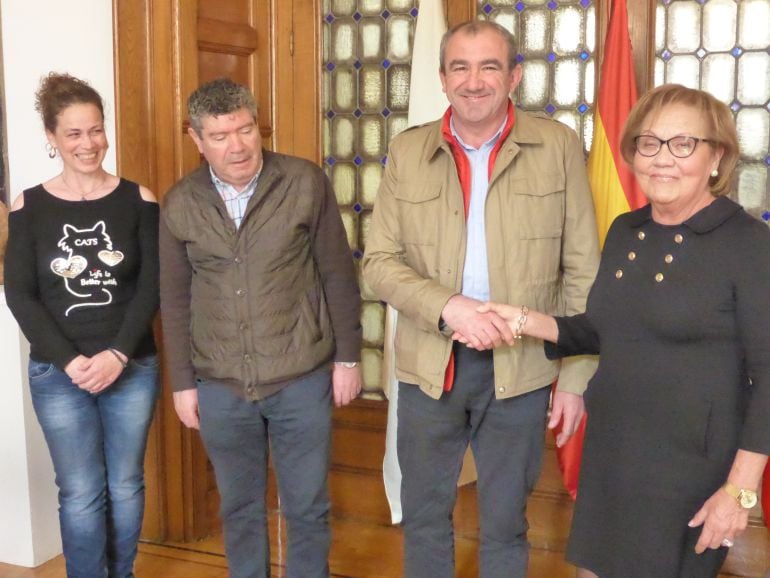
[634,135,715,159]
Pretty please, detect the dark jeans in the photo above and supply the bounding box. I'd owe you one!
[398,346,551,578]
[197,369,332,578]
[29,355,160,578]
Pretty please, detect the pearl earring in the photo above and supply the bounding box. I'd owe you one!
[710,168,718,178]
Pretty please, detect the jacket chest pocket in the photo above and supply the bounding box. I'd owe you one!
[510,173,565,240]
[394,183,443,246]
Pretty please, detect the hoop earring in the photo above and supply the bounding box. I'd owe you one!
[46,143,57,159]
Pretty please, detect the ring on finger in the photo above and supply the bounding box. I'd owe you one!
[721,538,734,548]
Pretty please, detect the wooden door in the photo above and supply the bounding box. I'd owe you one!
[113,0,318,542]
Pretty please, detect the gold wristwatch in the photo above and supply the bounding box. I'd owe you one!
[722,482,758,509]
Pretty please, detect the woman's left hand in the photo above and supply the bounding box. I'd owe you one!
[70,350,125,394]
[688,487,749,553]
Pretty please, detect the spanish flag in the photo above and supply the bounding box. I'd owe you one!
[555,0,645,499]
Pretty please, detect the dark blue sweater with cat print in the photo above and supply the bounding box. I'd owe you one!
[5,179,158,370]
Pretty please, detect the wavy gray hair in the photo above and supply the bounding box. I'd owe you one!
[188,78,258,135]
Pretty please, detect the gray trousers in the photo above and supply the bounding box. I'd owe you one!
[398,345,551,578]
[197,369,332,578]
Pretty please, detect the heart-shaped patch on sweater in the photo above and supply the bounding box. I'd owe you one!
[51,256,87,278]
[98,250,124,267]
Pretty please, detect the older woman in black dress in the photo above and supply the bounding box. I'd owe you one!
[476,84,770,577]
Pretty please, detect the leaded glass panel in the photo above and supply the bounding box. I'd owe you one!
[667,2,701,52]
[479,1,596,153]
[360,19,384,59]
[359,65,385,110]
[656,0,770,224]
[703,0,737,52]
[333,163,357,205]
[738,0,770,48]
[737,52,770,105]
[702,54,736,104]
[360,0,384,14]
[323,1,417,397]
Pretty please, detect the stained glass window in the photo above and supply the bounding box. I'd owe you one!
[656,0,770,223]
[478,1,596,151]
[322,0,418,397]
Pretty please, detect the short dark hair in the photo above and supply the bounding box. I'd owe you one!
[188,78,258,135]
[35,72,104,133]
[439,20,518,73]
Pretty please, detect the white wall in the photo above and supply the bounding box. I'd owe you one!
[0,0,115,567]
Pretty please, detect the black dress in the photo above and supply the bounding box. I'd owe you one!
[549,197,770,578]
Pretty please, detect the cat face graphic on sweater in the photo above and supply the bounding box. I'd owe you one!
[50,221,124,316]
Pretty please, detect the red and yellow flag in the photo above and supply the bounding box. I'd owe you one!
[555,0,645,499]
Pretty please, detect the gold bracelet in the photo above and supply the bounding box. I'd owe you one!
[108,347,128,368]
[513,306,529,340]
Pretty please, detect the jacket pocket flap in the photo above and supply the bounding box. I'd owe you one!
[511,173,565,197]
[394,183,443,203]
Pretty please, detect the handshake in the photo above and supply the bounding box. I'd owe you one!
[442,294,554,350]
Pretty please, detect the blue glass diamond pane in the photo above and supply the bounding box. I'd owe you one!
[516,53,525,63]
[516,2,525,12]
[354,109,362,118]
[410,7,418,18]
[730,101,741,112]
[661,50,672,61]
[580,0,591,7]
[381,9,391,19]
[326,62,336,71]
[762,211,770,222]
[381,108,391,117]
[381,156,388,165]
[326,110,336,119]
[326,157,336,166]
[353,249,363,259]
[353,12,362,21]
[353,203,363,213]
[483,3,493,15]
[766,156,770,166]
[354,156,363,166]
[325,14,335,24]
[578,103,588,114]
[580,51,589,61]
[545,104,556,114]
[731,47,743,57]
[354,60,362,70]
[547,52,556,63]
[382,59,391,69]
[548,0,557,9]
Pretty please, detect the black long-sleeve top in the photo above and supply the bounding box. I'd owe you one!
[4,179,159,370]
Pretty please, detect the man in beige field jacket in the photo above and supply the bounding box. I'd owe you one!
[362,20,600,578]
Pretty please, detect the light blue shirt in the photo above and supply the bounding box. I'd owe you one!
[209,167,260,229]
[450,117,507,302]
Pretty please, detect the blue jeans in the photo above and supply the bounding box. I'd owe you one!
[29,355,160,578]
[197,369,332,578]
[398,346,551,578]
